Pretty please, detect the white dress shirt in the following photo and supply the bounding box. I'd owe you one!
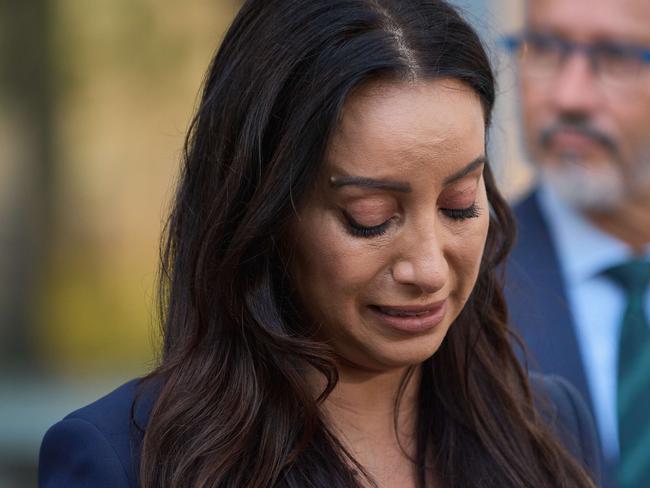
[536,183,650,463]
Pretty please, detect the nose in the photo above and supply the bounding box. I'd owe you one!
[391,223,448,294]
[550,51,601,115]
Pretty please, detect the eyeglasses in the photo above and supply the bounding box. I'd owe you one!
[503,32,650,86]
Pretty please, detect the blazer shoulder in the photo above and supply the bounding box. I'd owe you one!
[510,188,551,253]
[39,379,152,488]
[530,373,602,484]
[512,188,539,218]
[65,379,141,430]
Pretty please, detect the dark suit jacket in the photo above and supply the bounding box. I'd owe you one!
[505,189,614,487]
[39,373,601,487]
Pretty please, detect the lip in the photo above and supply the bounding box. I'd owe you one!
[546,130,603,154]
[368,300,447,334]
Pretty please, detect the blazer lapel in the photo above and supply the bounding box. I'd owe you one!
[506,191,592,412]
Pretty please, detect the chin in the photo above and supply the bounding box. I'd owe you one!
[541,162,625,211]
[353,332,447,372]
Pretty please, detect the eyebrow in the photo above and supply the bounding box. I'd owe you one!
[329,155,487,192]
[443,155,487,185]
[329,175,412,192]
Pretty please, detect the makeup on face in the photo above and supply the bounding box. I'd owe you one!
[289,78,490,371]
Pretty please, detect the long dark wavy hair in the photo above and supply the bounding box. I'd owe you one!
[138,0,596,486]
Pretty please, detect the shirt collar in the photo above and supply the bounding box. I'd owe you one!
[536,181,650,284]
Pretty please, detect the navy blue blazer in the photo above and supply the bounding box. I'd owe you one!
[39,373,601,487]
[505,189,614,487]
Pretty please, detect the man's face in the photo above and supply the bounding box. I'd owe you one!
[520,0,650,210]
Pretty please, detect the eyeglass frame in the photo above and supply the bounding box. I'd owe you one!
[502,31,650,83]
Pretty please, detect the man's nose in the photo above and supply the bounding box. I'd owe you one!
[550,51,602,115]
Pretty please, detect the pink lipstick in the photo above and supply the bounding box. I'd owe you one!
[369,300,447,333]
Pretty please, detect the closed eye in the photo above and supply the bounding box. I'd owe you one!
[342,210,394,238]
[342,203,480,239]
[441,203,481,220]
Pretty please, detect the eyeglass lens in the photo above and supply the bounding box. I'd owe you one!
[519,33,647,85]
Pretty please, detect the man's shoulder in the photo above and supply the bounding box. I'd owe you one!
[508,187,558,266]
[512,188,544,228]
[529,373,601,483]
[529,372,581,419]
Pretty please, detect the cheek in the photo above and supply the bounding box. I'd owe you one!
[615,100,650,155]
[290,214,381,313]
[445,209,489,294]
[450,223,487,275]
[520,79,547,130]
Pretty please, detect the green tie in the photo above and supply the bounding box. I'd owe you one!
[604,259,650,488]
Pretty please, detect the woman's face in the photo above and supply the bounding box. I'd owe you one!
[289,79,489,372]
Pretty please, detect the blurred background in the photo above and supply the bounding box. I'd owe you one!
[0,0,526,485]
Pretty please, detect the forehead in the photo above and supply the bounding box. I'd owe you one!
[527,0,650,44]
[328,79,485,177]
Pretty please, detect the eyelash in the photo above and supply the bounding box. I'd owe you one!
[442,202,481,221]
[343,203,481,239]
[343,211,393,238]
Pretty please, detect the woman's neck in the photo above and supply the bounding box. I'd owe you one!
[323,363,419,434]
[317,363,422,486]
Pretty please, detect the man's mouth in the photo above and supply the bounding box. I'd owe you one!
[539,124,617,156]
